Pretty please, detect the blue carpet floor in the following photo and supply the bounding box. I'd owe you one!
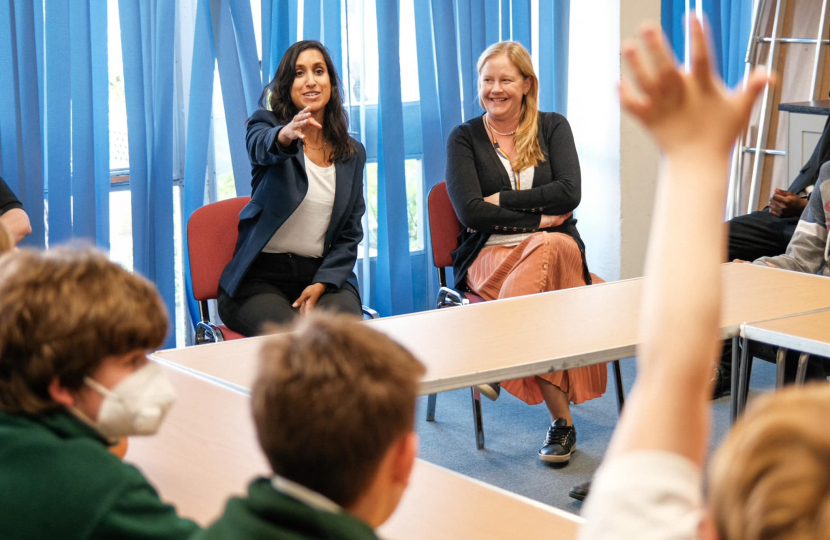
[414,357,779,513]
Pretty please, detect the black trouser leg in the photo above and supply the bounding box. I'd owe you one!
[727,210,798,262]
[315,282,363,317]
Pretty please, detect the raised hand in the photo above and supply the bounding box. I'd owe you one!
[277,106,323,147]
[619,18,771,157]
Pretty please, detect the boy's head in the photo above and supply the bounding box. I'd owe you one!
[0,247,169,418]
[252,314,425,527]
[707,384,830,540]
[0,221,13,254]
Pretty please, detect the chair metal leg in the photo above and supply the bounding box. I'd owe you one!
[612,360,625,414]
[736,337,752,418]
[730,337,739,422]
[426,394,437,422]
[470,387,485,450]
[775,347,788,389]
[796,352,811,385]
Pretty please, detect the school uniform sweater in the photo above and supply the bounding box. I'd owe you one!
[193,478,380,540]
[0,409,199,540]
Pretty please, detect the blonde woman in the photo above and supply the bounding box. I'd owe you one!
[445,41,606,464]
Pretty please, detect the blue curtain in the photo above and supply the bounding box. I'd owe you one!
[0,0,109,251]
[662,0,753,88]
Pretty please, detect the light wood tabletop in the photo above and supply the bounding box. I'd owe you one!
[126,363,582,540]
[741,308,830,359]
[152,263,830,395]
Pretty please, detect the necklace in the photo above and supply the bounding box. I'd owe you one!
[302,139,327,152]
[484,114,517,136]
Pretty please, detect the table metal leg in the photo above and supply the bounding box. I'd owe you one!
[796,353,811,385]
[730,337,739,422]
[426,393,437,422]
[471,387,485,450]
[736,337,751,417]
[775,347,788,389]
[612,360,625,414]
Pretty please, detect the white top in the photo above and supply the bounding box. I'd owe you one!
[484,153,536,247]
[271,474,343,514]
[262,155,336,257]
[577,451,703,540]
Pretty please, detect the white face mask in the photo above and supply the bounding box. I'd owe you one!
[81,361,178,439]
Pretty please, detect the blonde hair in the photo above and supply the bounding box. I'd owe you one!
[709,384,830,540]
[252,313,425,507]
[477,41,545,172]
[0,247,168,414]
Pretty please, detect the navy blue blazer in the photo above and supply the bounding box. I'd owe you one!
[219,109,366,297]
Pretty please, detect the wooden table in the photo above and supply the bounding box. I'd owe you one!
[153,264,830,399]
[126,364,582,540]
[734,308,830,412]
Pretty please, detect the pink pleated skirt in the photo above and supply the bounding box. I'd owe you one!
[467,232,608,405]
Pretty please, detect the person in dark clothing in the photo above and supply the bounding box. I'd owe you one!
[0,176,31,244]
[193,315,425,540]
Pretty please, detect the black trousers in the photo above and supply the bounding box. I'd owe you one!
[727,209,799,262]
[217,252,362,337]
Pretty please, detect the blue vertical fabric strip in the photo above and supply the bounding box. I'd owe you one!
[269,0,292,80]
[45,1,72,245]
[12,0,45,247]
[484,0,498,46]
[289,0,298,43]
[184,0,217,326]
[430,0,463,145]
[304,0,321,41]
[210,0,253,196]
[500,0,509,41]
[119,0,151,276]
[261,0,272,86]
[701,0,724,77]
[510,0,530,52]
[70,0,97,241]
[90,0,110,248]
[553,0,569,115]
[413,0,444,300]
[456,0,474,122]
[151,0,177,349]
[661,0,686,64]
[228,0,262,114]
[322,0,341,77]
[0,0,22,194]
[538,0,554,113]
[33,0,44,151]
[374,0,413,316]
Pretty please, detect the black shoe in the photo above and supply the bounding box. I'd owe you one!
[476,382,501,401]
[538,418,576,463]
[711,364,731,400]
[569,480,591,501]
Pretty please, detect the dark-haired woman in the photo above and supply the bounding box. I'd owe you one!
[218,41,365,336]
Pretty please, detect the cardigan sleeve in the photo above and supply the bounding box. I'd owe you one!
[498,114,581,215]
[246,109,300,168]
[446,125,544,232]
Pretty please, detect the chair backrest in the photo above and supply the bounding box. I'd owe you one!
[427,181,462,270]
[187,196,251,301]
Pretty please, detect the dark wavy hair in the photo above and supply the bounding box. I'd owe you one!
[259,41,355,163]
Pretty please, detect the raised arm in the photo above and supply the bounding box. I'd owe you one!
[605,19,769,465]
[498,115,581,216]
[445,125,548,232]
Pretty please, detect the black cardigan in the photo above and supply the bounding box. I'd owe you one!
[445,112,590,286]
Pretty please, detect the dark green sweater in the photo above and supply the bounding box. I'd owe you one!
[0,409,199,540]
[194,478,380,540]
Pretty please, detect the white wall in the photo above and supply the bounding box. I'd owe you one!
[568,1,661,281]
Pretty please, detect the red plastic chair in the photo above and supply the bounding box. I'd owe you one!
[187,197,250,344]
[187,196,379,345]
[426,182,625,449]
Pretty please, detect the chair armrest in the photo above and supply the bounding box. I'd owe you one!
[361,305,380,319]
[195,321,226,344]
[437,287,471,309]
